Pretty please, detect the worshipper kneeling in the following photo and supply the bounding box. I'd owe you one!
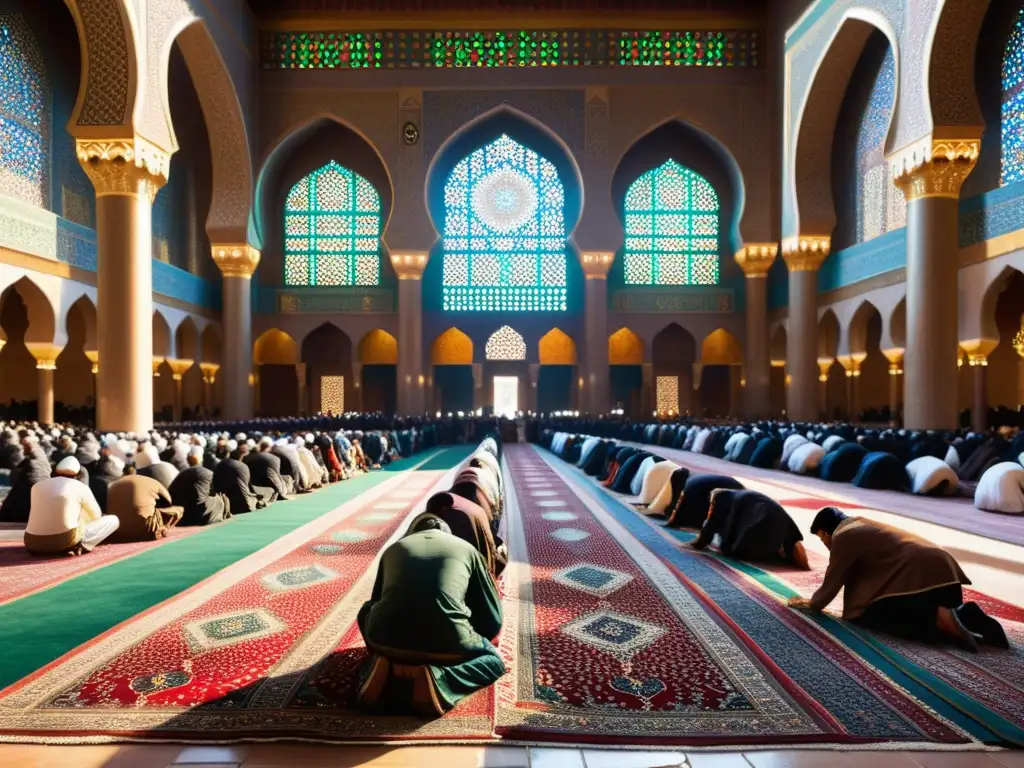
[690,489,809,569]
[106,471,183,542]
[169,451,232,526]
[357,514,505,718]
[789,508,1008,651]
[24,458,119,556]
[666,474,744,528]
[425,491,506,578]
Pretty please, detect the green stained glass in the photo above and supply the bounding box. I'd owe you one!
[284,161,381,287]
[623,159,720,286]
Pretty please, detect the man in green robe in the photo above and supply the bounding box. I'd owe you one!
[357,514,505,717]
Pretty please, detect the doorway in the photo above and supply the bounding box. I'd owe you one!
[493,376,519,418]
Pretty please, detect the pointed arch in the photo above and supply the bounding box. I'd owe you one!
[608,327,644,366]
[817,309,841,359]
[201,323,222,364]
[770,324,788,365]
[254,328,298,366]
[431,327,474,366]
[300,322,352,365]
[65,294,97,350]
[0,276,57,343]
[700,328,742,366]
[175,316,200,361]
[538,328,577,365]
[485,326,526,361]
[152,311,172,358]
[653,323,697,366]
[848,300,882,356]
[358,329,398,365]
[889,297,906,349]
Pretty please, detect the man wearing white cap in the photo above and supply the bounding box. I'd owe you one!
[24,457,119,555]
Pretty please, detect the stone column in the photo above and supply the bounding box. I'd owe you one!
[152,358,164,416]
[351,362,363,413]
[200,363,220,416]
[882,348,904,426]
[817,358,832,419]
[960,340,996,433]
[782,237,830,422]
[166,358,193,422]
[77,139,169,433]
[212,246,260,421]
[641,362,654,418]
[734,244,778,418]
[835,355,862,421]
[581,252,613,415]
[26,344,61,425]
[252,368,262,415]
[85,349,98,405]
[296,363,307,416]
[390,252,428,415]
[893,140,979,430]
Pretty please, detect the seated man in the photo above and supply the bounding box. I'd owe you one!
[246,437,292,498]
[357,514,505,717]
[24,457,119,555]
[168,452,231,526]
[789,507,1008,651]
[690,489,809,569]
[0,436,51,523]
[106,471,182,541]
[213,447,273,515]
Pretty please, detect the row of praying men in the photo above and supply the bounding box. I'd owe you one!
[549,432,1009,654]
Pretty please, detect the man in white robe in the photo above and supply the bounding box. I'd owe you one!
[25,457,119,555]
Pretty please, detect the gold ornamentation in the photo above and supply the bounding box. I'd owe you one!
[358,329,398,365]
[431,327,474,365]
[1013,328,1024,360]
[891,139,980,201]
[608,327,643,366]
[390,251,429,280]
[817,357,833,382]
[212,245,261,279]
[200,362,220,384]
[781,236,830,272]
[26,343,62,370]
[700,329,742,366]
[734,243,778,278]
[959,338,998,366]
[76,138,170,201]
[152,357,165,377]
[656,375,679,415]
[538,328,577,365]
[580,251,614,280]
[85,349,99,374]
[167,358,194,381]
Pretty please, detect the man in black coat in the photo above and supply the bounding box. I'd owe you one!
[270,442,300,493]
[245,439,292,499]
[138,461,179,491]
[0,438,51,523]
[213,448,274,515]
[89,451,126,513]
[169,453,231,527]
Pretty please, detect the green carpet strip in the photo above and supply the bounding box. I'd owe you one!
[0,445,470,689]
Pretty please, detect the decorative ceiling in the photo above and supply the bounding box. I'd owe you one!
[247,0,766,15]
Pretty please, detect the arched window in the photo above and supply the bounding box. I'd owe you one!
[284,161,382,286]
[623,160,719,286]
[485,325,527,361]
[1002,9,1024,186]
[442,134,567,312]
[0,14,50,209]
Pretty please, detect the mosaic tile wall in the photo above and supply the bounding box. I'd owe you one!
[262,29,759,70]
[1002,8,1024,185]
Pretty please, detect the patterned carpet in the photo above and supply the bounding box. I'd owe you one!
[495,446,985,748]
[0,527,202,607]
[0,465,495,744]
[552,446,1024,747]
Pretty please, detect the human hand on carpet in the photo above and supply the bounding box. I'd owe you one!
[787,597,812,610]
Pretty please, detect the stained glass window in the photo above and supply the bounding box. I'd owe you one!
[442,134,567,312]
[0,14,49,209]
[262,29,759,70]
[284,161,382,287]
[485,326,527,361]
[623,160,719,286]
[1002,9,1024,186]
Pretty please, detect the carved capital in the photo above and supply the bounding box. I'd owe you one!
[734,243,778,278]
[167,358,194,380]
[212,244,261,279]
[76,137,170,202]
[200,362,221,384]
[26,343,62,370]
[891,139,980,202]
[580,251,614,280]
[152,357,165,377]
[781,236,830,272]
[816,357,834,382]
[959,338,998,365]
[390,251,429,280]
[84,349,99,374]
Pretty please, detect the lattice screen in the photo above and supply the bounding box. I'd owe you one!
[485,325,527,361]
[320,375,345,414]
[656,375,680,414]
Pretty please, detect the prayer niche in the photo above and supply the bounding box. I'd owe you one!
[1003,9,1024,186]
[623,160,719,286]
[442,134,567,312]
[485,326,527,361]
[284,161,381,287]
[0,14,49,209]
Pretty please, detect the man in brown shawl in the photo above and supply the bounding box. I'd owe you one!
[425,492,506,579]
[106,473,183,542]
[789,507,1008,651]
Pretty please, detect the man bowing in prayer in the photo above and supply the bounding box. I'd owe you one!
[356,514,505,717]
[690,489,809,569]
[789,507,1008,651]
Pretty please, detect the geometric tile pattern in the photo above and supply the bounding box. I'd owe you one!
[260,564,340,593]
[560,609,666,659]
[184,608,287,653]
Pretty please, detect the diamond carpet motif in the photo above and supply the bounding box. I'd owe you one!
[561,609,665,657]
[184,608,287,652]
[331,529,370,543]
[553,563,632,597]
[261,564,340,593]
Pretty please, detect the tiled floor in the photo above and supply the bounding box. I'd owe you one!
[0,744,1022,767]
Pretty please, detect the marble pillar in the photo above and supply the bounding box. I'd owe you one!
[77,139,169,433]
[391,253,428,416]
[212,246,260,421]
[26,343,61,425]
[893,140,979,430]
[200,363,220,416]
[782,238,830,422]
[960,340,996,433]
[167,358,194,422]
[581,252,613,415]
[734,244,778,419]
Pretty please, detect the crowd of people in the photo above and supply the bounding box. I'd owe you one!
[545,430,1011,654]
[0,416,448,556]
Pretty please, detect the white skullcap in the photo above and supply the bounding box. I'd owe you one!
[108,455,125,475]
[189,445,204,458]
[50,428,60,439]
[55,456,81,476]
[305,433,314,443]
[246,439,256,449]
[227,439,238,452]
[235,433,246,442]
[259,436,274,448]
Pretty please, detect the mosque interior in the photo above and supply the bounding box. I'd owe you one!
[0,0,1023,765]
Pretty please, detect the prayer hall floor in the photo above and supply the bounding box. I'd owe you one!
[0,444,1021,763]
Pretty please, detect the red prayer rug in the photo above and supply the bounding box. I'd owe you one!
[0,527,202,607]
[0,466,494,744]
[496,445,980,748]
